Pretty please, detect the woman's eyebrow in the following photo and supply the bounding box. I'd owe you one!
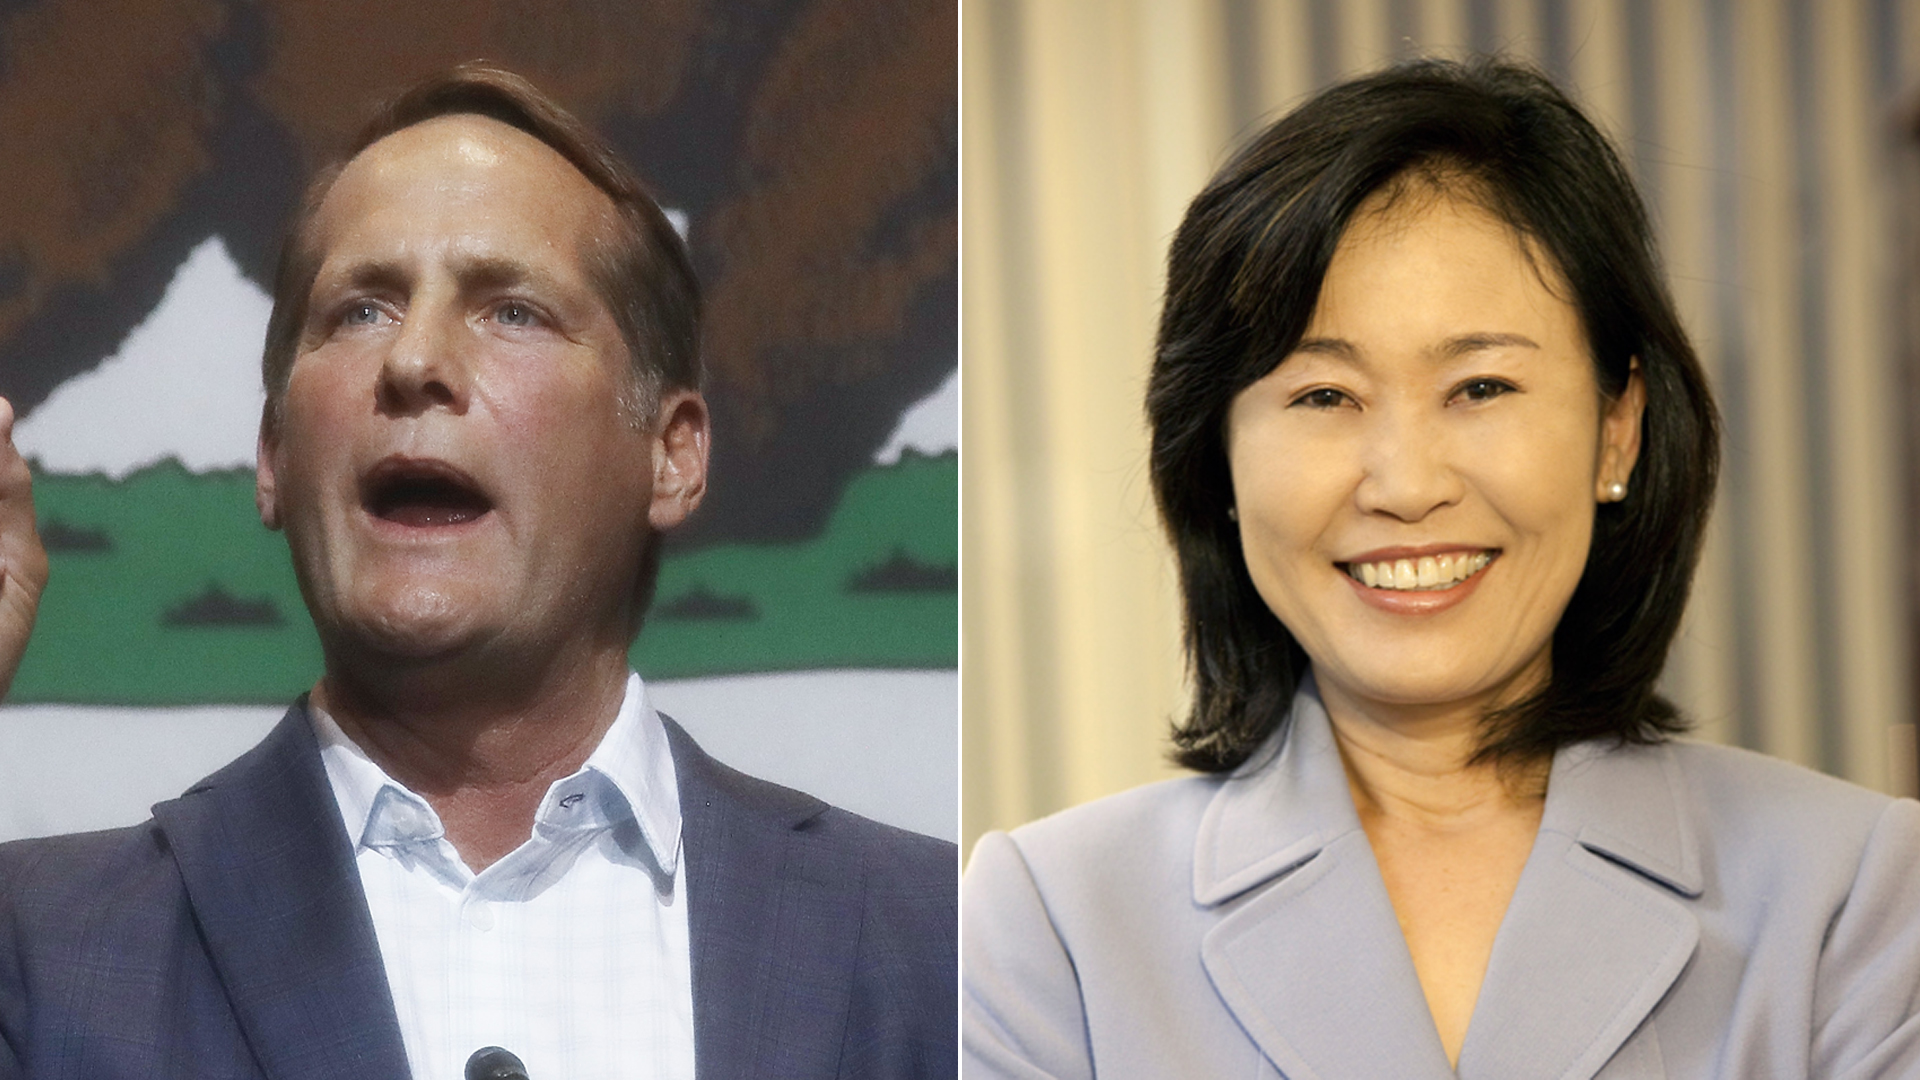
[1291,336,1359,360]
[1289,333,1540,362]
[1438,331,1540,359]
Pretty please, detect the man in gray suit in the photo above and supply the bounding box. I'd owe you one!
[0,65,952,1080]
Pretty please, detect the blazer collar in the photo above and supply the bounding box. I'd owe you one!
[1192,677,1360,907]
[1443,734,1704,1068]
[666,715,868,1080]
[1460,737,1700,1077]
[150,701,411,1080]
[1194,681,1457,1078]
[1191,684,1701,1080]
[147,701,889,1080]
[1540,735,1704,897]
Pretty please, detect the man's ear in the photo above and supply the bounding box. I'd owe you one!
[648,389,710,531]
[256,408,283,532]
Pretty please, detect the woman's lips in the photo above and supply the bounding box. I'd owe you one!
[1342,550,1494,591]
[1336,549,1499,614]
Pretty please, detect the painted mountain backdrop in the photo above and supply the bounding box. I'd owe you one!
[0,0,956,543]
[8,232,954,702]
[0,0,958,702]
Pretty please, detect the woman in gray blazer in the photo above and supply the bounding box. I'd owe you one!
[962,59,1920,1079]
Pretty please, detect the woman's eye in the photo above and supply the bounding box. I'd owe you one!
[1290,387,1352,409]
[1455,378,1516,402]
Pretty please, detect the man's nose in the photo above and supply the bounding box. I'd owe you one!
[376,306,467,416]
[1352,406,1464,522]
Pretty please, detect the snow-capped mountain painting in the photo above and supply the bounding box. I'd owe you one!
[0,0,957,842]
[16,239,270,477]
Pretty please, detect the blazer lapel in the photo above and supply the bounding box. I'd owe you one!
[1195,691,1456,1080]
[152,703,410,1080]
[666,717,864,1080]
[1458,739,1702,1080]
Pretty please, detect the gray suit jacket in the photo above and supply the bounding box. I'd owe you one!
[0,703,957,1079]
[963,689,1920,1079]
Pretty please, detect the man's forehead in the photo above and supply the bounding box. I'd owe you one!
[347,114,542,177]
[305,113,618,263]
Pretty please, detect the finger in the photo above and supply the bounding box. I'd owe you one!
[0,399,27,494]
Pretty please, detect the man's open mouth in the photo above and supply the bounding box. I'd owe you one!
[361,460,493,527]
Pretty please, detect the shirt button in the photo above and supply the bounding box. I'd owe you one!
[465,901,495,931]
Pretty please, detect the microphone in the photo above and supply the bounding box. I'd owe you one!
[465,1046,530,1080]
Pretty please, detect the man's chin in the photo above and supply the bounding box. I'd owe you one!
[321,594,494,666]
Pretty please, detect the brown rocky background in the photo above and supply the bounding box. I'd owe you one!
[0,0,956,542]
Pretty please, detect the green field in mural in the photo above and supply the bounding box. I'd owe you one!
[13,453,956,704]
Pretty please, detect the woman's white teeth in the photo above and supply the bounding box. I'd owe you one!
[1351,552,1491,591]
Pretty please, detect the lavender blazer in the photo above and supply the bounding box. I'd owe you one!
[963,689,1920,1079]
[0,702,956,1079]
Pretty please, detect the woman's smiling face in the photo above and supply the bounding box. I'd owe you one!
[1225,184,1643,722]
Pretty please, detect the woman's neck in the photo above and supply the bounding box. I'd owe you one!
[1322,687,1550,1069]
[1319,682,1549,829]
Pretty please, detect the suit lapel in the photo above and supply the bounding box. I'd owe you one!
[1458,740,1701,1079]
[1201,832,1458,1080]
[1194,689,1703,1080]
[152,703,410,1080]
[666,717,864,1080]
[1194,690,1457,1080]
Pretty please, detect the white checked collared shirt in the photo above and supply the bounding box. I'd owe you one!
[312,672,694,1080]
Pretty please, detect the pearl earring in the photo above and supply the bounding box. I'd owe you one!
[1606,481,1627,502]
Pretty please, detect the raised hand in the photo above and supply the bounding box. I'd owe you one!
[0,398,47,704]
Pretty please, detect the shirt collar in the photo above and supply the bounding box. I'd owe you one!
[311,671,682,875]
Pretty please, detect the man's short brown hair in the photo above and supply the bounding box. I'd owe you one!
[260,61,700,428]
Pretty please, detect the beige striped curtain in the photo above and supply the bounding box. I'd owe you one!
[963,0,1920,854]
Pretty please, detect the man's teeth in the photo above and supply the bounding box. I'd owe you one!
[1351,552,1492,591]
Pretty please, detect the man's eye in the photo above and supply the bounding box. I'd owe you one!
[495,302,538,327]
[1455,378,1517,402]
[1290,387,1352,409]
[342,302,385,326]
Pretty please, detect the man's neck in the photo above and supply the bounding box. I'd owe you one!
[312,645,634,872]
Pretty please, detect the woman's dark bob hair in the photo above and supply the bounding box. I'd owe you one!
[1148,57,1720,773]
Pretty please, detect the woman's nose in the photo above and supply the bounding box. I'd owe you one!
[1352,407,1463,522]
